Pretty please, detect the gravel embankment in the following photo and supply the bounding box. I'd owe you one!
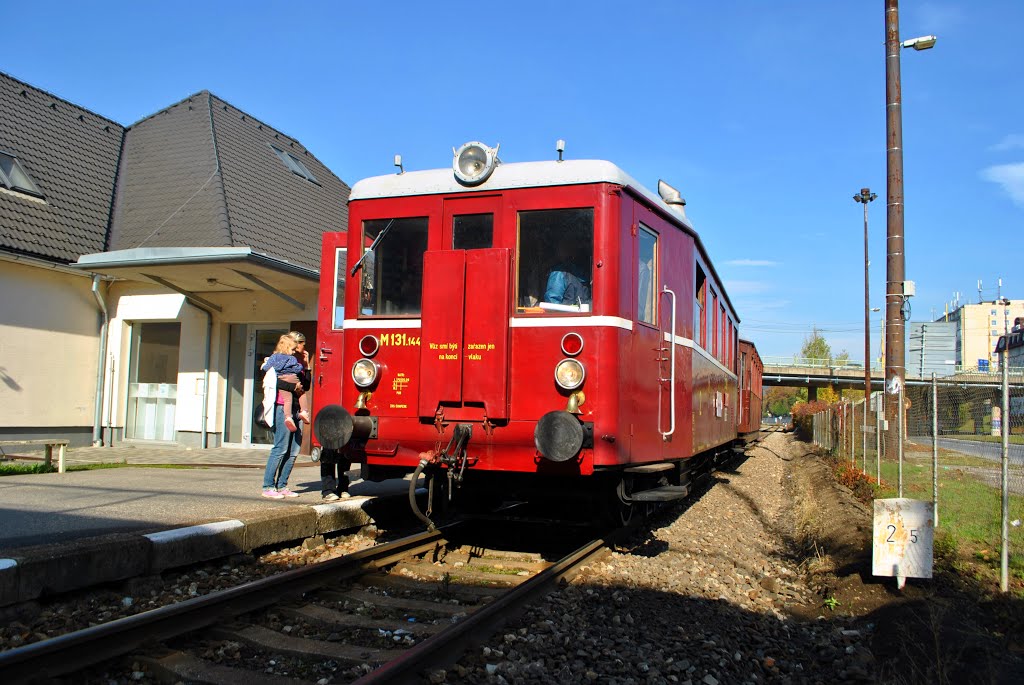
[443,432,875,684]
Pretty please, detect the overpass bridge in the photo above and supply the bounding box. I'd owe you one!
[761,357,1011,396]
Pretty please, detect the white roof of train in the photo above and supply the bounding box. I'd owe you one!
[350,159,695,232]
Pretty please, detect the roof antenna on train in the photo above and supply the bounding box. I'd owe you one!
[658,179,688,220]
[556,139,565,162]
[394,154,404,175]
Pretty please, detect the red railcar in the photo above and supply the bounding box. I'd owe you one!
[737,339,763,439]
[312,143,761,523]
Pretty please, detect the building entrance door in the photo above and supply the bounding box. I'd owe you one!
[125,322,181,442]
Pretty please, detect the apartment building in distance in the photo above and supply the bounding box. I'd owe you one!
[943,300,1024,371]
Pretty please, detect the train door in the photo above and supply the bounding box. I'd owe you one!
[312,233,347,435]
[630,204,665,462]
[419,196,510,423]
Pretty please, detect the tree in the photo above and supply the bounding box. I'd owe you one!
[764,386,802,416]
[801,327,832,364]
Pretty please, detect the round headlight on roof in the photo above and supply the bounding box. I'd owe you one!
[453,141,500,186]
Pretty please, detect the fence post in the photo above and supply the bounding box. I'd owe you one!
[1001,348,1009,593]
[862,399,867,475]
[898,383,904,499]
[849,403,855,466]
[876,393,881,484]
[932,372,938,527]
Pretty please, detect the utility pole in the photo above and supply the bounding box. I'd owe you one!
[885,0,907,429]
[884,0,934,452]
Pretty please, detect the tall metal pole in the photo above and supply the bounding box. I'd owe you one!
[885,0,907,457]
[898,383,904,498]
[1001,346,1009,592]
[855,187,878,472]
[932,372,938,527]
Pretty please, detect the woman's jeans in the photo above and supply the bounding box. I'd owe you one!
[262,405,301,490]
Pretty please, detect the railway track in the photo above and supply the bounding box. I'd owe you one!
[0,521,614,683]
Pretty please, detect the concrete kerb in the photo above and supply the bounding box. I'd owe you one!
[0,496,385,607]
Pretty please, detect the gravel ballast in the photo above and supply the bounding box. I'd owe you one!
[444,432,874,684]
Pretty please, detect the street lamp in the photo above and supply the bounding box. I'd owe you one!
[854,187,877,400]
[884,0,935,453]
[855,187,878,473]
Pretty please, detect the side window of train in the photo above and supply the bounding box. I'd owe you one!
[637,225,658,326]
[359,217,429,317]
[333,247,347,329]
[710,290,718,356]
[720,304,726,362]
[695,264,706,346]
[453,213,493,250]
[516,208,594,313]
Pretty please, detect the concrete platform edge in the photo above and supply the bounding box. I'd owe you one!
[0,496,384,607]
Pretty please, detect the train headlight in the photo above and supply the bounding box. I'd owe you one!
[453,141,499,186]
[554,358,585,390]
[352,358,379,388]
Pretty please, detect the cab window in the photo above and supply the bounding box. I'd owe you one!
[516,208,593,313]
[358,217,428,316]
[453,213,493,250]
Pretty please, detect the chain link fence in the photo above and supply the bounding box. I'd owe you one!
[808,370,1024,593]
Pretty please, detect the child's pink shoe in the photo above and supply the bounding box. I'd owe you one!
[284,416,297,432]
[298,410,311,425]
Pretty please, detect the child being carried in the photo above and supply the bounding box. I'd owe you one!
[262,336,310,432]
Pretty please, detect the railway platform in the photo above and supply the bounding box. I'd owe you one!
[0,444,419,607]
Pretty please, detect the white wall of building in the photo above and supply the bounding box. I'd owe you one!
[103,281,318,445]
[0,259,100,433]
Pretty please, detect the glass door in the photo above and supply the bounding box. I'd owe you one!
[125,322,181,441]
[246,326,288,446]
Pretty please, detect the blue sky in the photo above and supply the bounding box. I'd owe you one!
[6,1,1022,359]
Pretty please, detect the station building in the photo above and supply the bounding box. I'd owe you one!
[0,71,349,450]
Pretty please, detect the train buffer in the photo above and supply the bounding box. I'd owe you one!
[630,485,691,502]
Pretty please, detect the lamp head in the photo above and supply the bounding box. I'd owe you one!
[453,141,500,186]
[902,35,937,50]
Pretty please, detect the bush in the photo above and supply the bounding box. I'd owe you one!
[791,400,829,439]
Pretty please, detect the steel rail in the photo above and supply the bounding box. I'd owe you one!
[0,527,449,681]
[353,533,614,684]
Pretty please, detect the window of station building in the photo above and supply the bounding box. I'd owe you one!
[453,213,493,250]
[0,151,43,198]
[516,207,593,314]
[270,144,319,184]
[332,247,347,329]
[358,217,428,317]
[637,225,658,326]
[695,265,706,346]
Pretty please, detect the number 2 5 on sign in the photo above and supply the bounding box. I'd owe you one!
[872,498,933,590]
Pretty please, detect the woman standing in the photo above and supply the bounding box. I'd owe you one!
[261,334,305,499]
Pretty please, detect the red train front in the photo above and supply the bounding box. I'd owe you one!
[313,142,757,522]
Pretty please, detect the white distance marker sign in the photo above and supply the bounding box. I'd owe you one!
[873,498,933,589]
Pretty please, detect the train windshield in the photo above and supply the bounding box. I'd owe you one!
[358,217,428,317]
[516,208,594,313]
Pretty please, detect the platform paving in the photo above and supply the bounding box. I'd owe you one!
[0,443,420,606]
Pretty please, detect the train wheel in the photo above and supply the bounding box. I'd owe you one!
[611,474,635,526]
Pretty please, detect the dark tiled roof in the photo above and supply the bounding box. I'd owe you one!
[107,92,231,252]
[0,73,125,263]
[109,92,349,271]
